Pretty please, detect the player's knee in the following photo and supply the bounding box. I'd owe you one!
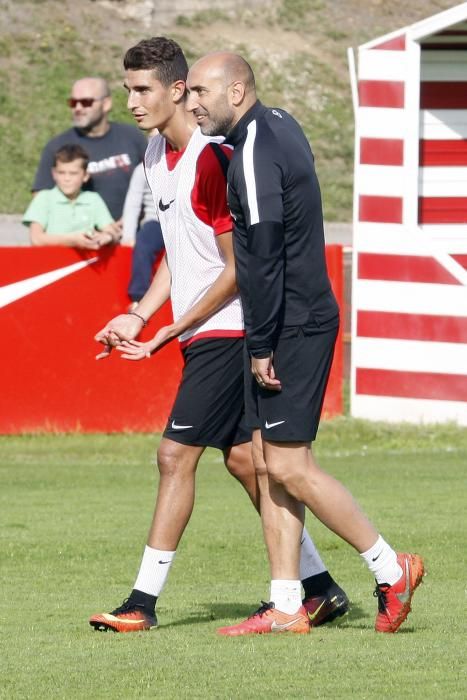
[224,443,253,480]
[266,459,292,487]
[156,441,187,478]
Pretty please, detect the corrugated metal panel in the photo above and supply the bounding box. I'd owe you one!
[418,47,467,224]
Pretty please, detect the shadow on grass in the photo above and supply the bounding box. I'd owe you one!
[164,602,368,629]
[338,605,418,634]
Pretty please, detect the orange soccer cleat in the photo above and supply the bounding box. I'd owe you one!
[89,599,157,633]
[374,552,425,633]
[217,601,310,636]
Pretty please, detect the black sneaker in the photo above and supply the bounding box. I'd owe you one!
[303,585,349,626]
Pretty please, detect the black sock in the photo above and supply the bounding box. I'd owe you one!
[302,571,335,598]
[128,588,158,614]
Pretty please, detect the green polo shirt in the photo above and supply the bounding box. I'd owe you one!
[23,187,114,234]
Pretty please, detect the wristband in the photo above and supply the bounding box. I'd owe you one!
[127,311,147,327]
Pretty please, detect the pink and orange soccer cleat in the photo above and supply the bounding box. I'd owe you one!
[374,552,425,633]
[217,601,310,636]
[89,599,157,633]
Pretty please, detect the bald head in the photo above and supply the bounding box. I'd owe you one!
[187,52,257,137]
[72,77,110,98]
[191,52,255,93]
[69,77,112,135]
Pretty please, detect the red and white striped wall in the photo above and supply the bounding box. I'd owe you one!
[351,3,467,425]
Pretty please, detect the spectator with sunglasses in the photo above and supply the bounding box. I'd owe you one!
[32,77,147,227]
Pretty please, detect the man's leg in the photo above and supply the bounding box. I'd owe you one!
[146,438,204,549]
[219,436,423,635]
[223,439,349,624]
[218,431,309,636]
[263,441,378,553]
[89,439,204,632]
[261,440,424,634]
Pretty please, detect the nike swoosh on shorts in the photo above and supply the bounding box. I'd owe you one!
[171,421,193,430]
[265,420,286,429]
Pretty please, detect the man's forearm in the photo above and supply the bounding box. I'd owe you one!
[133,254,171,321]
[246,252,284,357]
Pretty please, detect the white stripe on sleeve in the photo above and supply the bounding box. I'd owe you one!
[243,120,259,225]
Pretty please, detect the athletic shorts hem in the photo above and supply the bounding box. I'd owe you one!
[162,428,250,451]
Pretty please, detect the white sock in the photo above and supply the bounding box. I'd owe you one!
[360,535,402,586]
[133,545,176,597]
[299,527,327,579]
[270,580,302,614]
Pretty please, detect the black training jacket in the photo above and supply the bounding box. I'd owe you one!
[225,101,339,358]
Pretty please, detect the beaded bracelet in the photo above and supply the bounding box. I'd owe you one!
[127,311,148,327]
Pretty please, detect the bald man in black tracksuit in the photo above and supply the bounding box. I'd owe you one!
[187,53,424,636]
[225,100,340,443]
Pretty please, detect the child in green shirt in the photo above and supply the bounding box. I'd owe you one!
[23,144,120,249]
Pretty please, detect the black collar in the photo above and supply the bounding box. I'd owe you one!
[225,101,266,146]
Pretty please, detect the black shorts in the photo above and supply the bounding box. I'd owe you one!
[244,317,339,443]
[163,337,251,450]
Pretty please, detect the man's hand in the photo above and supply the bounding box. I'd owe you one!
[95,314,144,360]
[251,354,282,391]
[115,325,176,361]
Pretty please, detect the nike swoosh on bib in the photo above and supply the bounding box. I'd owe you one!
[265,420,285,429]
[158,198,175,212]
[0,258,98,309]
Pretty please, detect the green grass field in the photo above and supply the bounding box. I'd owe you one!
[1,419,466,698]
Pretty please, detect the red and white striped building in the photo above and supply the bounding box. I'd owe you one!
[351,3,467,425]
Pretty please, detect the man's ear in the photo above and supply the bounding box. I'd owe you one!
[102,95,113,115]
[82,170,91,183]
[172,79,187,103]
[230,80,246,106]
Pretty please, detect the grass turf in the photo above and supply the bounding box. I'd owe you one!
[1,419,466,698]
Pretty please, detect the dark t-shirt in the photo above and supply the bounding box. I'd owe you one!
[32,122,147,219]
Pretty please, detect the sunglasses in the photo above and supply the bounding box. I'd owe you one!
[67,97,105,108]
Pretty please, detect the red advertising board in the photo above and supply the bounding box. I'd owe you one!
[0,245,343,433]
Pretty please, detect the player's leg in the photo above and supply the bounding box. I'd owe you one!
[224,438,349,625]
[223,440,259,508]
[147,438,204,550]
[264,442,424,632]
[218,431,309,636]
[89,339,216,633]
[264,439,377,552]
[259,320,423,633]
[220,322,424,634]
[89,439,204,633]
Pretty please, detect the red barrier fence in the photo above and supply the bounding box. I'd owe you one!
[0,245,343,433]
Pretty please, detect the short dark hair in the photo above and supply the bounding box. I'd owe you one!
[123,37,188,86]
[53,144,89,169]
